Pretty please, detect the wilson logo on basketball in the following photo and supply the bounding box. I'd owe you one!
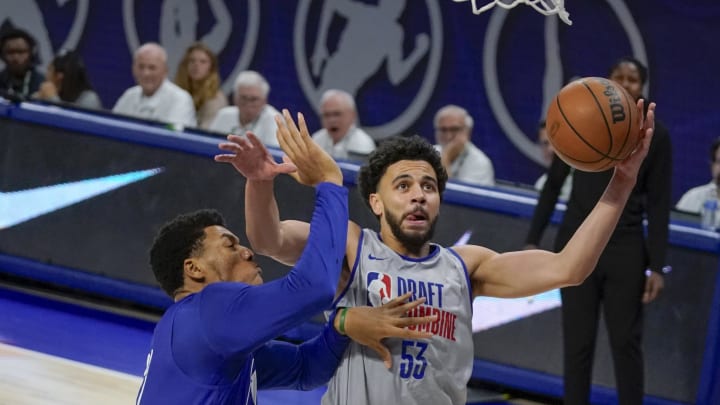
[601,79,627,124]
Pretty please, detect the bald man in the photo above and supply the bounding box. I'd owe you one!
[311,89,375,160]
[113,42,196,128]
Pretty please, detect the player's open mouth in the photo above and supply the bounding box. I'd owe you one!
[405,211,428,226]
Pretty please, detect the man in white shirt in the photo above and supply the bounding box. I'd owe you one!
[311,89,375,160]
[113,43,195,128]
[676,137,720,213]
[434,105,494,186]
[210,70,280,147]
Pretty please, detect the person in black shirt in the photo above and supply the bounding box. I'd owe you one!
[0,27,44,100]
[525,57,672,404]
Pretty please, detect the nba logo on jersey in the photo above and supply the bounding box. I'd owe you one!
[367,272,392,307]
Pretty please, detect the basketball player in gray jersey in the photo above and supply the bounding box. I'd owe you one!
[221,105,656,404]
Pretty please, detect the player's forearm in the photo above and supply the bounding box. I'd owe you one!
[295,322,349,390]
[245,179,284,255]
[293,183,349,290]
[255,323,348,391]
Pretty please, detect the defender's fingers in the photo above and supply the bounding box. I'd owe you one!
[217,142,243,153]
[385,292,414,308]
[226,134,252,148]
[297,112,313,149]
[245,132,265,149]
[389,297,427,315]
[394,327,434,340]
[369,343,393,369]
[397,315,437,328]
[214,154,236,162]
[279,110,303,158]
[282,108,302,136]
[276,116,297,159]
[280,156,300,175]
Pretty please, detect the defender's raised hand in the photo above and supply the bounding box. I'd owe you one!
[215,132,297,181]
[275,109,342,186]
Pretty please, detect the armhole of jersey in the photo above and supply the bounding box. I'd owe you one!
[447,247,473,313]
[331,229,365,308]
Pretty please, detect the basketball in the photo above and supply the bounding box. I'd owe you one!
[545,77,641,172]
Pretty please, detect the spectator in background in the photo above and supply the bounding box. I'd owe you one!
[534,120,572,200]
[311,89,375,160]
[433,105,494,186]
[34,49,102,109]
[676,137,720,213]
[210,70,279,146]
[0,27,44,99]
[113,42,195,128]
[174,42,227,129]
[525,57,671,405]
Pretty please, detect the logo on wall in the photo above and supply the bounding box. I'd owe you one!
[0,0,89,70]
[482,0,647,165]
[122,0,259,94]
[294,0,443,139]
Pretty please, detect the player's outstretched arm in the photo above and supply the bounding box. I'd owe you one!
[467,102,656,298]
[243,109,344,266]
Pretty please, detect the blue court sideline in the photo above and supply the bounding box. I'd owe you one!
[0,285,516,404]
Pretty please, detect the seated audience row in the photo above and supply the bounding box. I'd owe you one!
[0,27,495,188]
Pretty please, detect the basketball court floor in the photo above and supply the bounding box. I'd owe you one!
[0,282,541,405]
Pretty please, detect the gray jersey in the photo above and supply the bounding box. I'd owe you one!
[322,229,474,405]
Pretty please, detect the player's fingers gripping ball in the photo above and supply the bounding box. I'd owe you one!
[545,77,641,172]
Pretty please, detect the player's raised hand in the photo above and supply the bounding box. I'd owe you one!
[215,132,297,181]
[339,292,437,369]
[275,109,343,186]
[615,101,655,181]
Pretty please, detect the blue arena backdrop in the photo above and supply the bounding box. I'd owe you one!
[7,0,719,204]
[1,101,719,404]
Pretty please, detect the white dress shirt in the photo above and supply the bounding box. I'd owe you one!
[436,142,495,186]
[112,80,196,128]
[210,104,280,147]
[311,126,375,159]
[676,182,718,213]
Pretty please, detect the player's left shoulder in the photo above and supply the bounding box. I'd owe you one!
[450,244,497,274]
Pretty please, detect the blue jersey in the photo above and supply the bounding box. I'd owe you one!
[137,183,350,404]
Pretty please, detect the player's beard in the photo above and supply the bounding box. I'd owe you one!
[384,207,437,256]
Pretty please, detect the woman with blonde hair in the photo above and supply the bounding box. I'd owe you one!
[174,42,227,129]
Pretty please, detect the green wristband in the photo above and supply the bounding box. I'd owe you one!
[338,307,349,335]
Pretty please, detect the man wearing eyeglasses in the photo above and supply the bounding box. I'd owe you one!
[433,105,495,186]
[210,70,280,146]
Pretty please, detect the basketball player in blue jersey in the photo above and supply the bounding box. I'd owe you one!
[220,105,656,405]
[137,115,436,404]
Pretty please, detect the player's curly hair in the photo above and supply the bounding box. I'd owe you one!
[149,209,225,297]
[357,135,447,214]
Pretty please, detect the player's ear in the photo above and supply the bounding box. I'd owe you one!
[183,258,205,281]
[369,193,383,216]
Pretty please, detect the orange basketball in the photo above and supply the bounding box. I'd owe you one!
[545,77,641,172]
